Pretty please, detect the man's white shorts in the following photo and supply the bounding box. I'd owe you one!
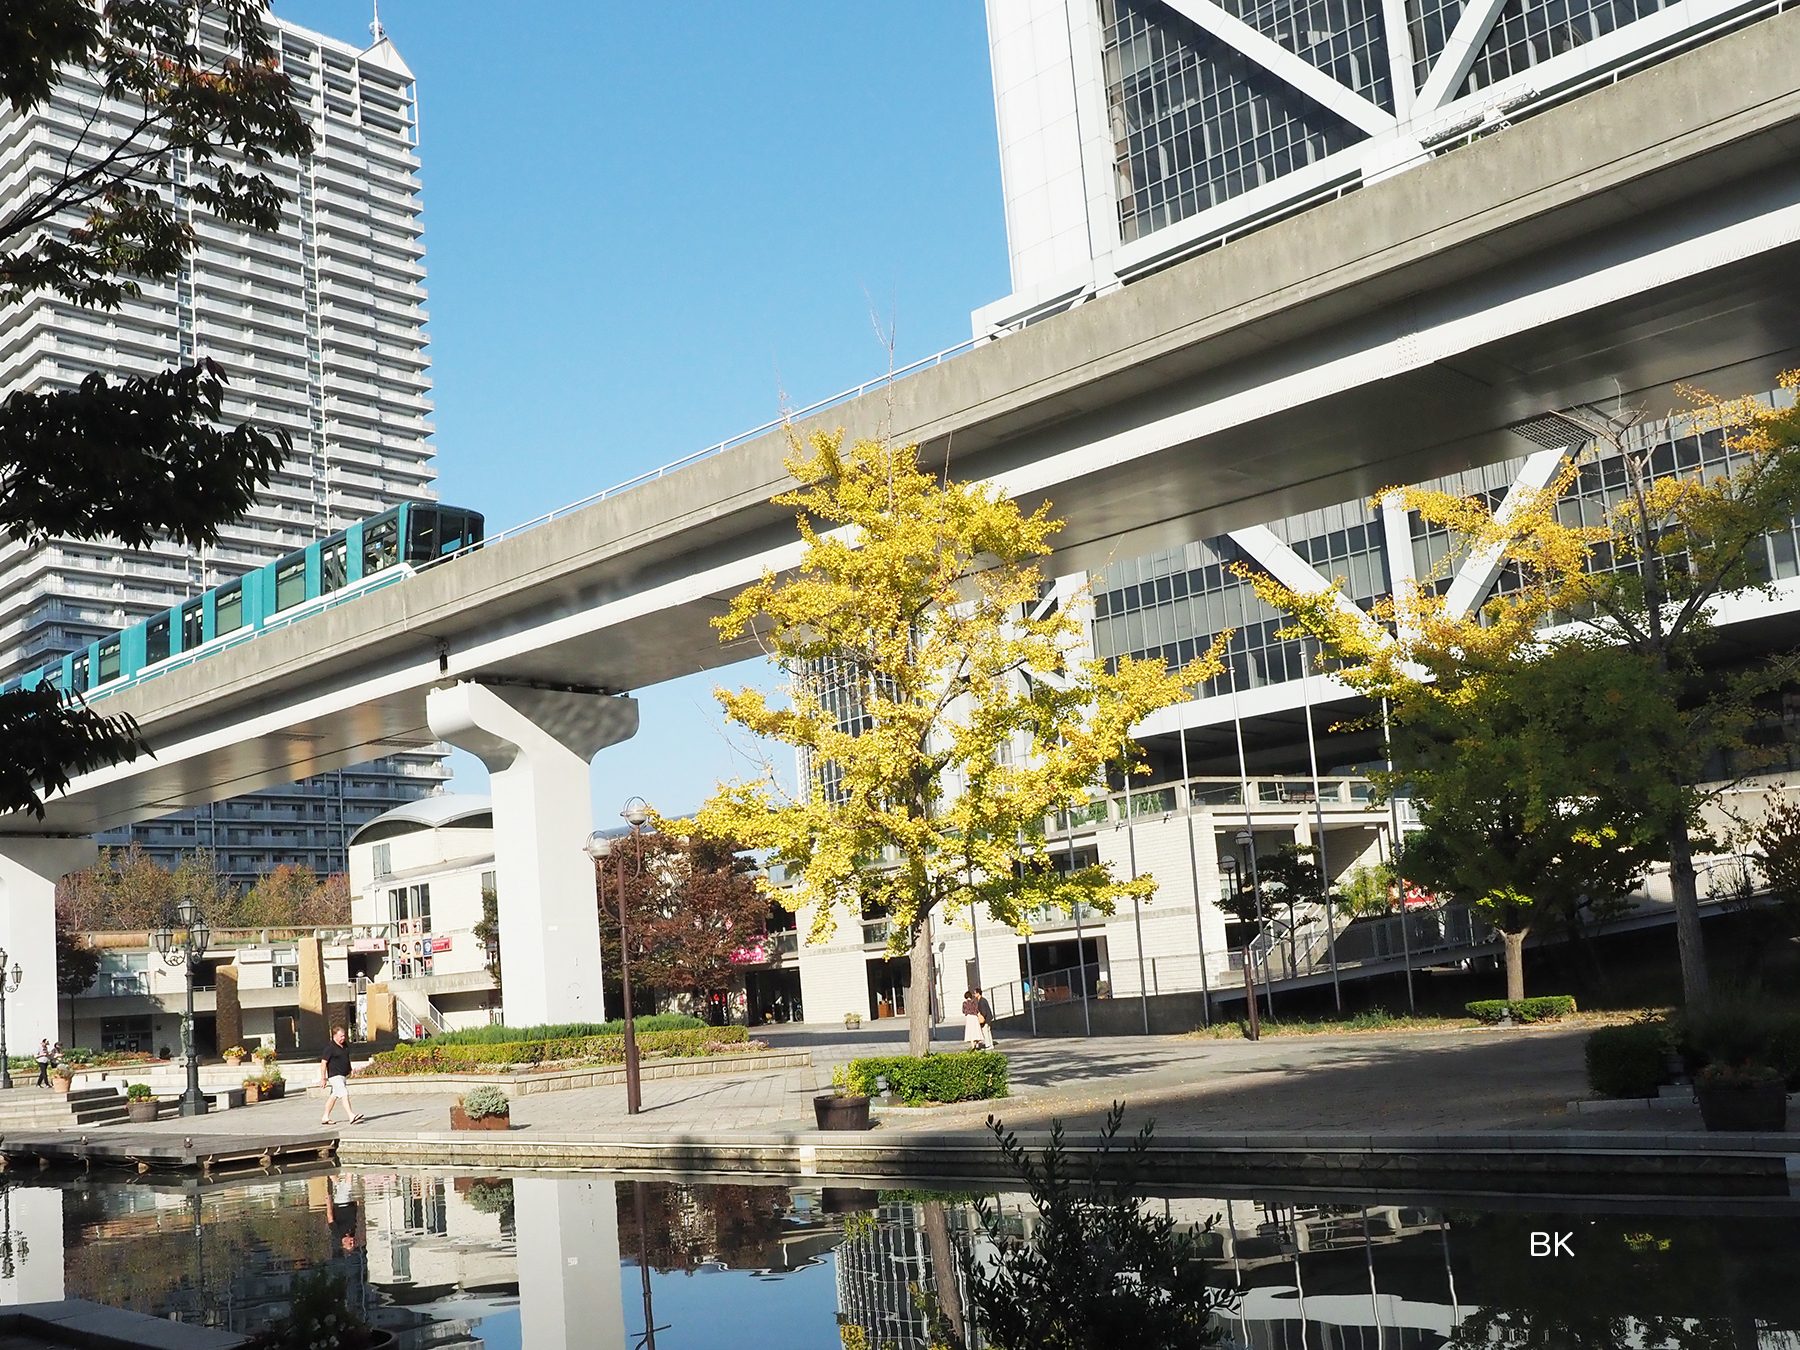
[327,1075,349,1099]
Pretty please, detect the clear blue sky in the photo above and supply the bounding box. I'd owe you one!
[269,1,1009,820]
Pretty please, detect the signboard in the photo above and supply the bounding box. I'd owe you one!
[428,936,452,954]
[349,939,387,953]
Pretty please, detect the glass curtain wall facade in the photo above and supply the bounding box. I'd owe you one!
[0,15,445,882]
[979,0,1772,330]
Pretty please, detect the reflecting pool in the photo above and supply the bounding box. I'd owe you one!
[0,1169,1797,1347]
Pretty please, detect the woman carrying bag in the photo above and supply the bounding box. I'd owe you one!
[961,990,985,1048]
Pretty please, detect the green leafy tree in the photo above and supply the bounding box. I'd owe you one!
[1251,387,1800,1007]
[0,0,309,816]
[473,887,501,990]
[699,432,1221,1054]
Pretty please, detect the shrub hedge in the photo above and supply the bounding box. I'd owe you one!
[1465,996,1577,1024]
[1583,1004,1800,1097]
[1584,1020,1671,1098]
[362,1025,748,1076]
[836,1051,1009,1105]
[425,1015,707,1046]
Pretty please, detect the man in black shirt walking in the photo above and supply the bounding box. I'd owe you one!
[318,1025,362,1125]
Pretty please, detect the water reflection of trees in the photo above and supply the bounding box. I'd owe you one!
[61,1181,358,1332]
[614,1182,793,1272]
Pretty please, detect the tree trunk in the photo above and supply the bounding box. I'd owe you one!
[1502,929,1527,1003]
[921,1201,969,1350]
[1666,822,1710,1009]
[908,915,935,1057]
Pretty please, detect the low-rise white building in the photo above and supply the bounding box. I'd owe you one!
[347,794,501,1033]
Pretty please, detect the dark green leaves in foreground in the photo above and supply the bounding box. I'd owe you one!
[0,685,143,818]
[0,361,288,548]
[957,1104,1232,1350]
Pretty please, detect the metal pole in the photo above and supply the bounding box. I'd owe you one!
[1382,697,1416,1012]
[1023,930,1037,1037]
[617,845,641,1115]
[1176,708,1212,1027]
[1300,636,1341,1010]
[180,956,206,1115]
[1228,657,1270,1022]
[634,1180,658,1349]
[1122,747,1150,1035]
[1067,823,1092,1036]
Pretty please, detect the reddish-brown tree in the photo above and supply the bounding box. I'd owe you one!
[595,830,766,1010]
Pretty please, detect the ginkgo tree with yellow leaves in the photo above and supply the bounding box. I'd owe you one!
[1251,379,1800,1009]
[698,431,1221,1054]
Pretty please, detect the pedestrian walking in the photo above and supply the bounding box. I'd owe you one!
[974,987,997,1048]
[318,1025,363,1125]
[33,1040,50,1088]
[961,990,984,1048]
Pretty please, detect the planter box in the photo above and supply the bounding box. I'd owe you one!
[450,1105,510,1131]
[51,1077,71,1095]
[126,1099,159,1124]
[814,1094,871,1131]
[1696,1079,1787,1132]
[265,1081,285,1100]
[242,1084,262,1104]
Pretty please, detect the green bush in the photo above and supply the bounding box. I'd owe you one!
[459,1084,511,1118]
[838,1051,1009,1105]
[1585,1020,1672,1097]
[1466,996,1577,1024]
[362,1025,749,1076]
[425,1015,707,1046]
[124,1082,153,1101]
[465,1179,514,1215]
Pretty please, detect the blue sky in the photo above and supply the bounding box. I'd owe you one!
[269,1,1009,820]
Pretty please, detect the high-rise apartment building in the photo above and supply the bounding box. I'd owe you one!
[0,14,446,885]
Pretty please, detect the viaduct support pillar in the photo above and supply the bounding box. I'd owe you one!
[0,838,95,1058]
[427,681,638,1028]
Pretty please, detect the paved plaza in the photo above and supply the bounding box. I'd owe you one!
[82,1021,1671,1145]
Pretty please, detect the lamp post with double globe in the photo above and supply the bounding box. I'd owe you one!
[152,899,212,1116]
[0,950,21,1089]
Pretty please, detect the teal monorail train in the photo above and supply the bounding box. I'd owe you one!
[7,502,484,699]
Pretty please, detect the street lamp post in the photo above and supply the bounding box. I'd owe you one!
[1235,828,1271,1023]
[587,796,652,1116]
[152,899,212,1116]
[0,951,21,1089]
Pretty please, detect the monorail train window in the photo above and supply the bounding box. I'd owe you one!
[182,600,203,650]
[146,615,170,665]
[97,639,121,684]
[364,515,400,575]
[216,583,243,635]
[321,539,348,593]
[404,506,437,564]
[70,652,88,693]
[438,508,481,555]
[275,554,307,611]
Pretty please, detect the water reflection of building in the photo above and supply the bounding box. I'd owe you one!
[834,1198,977,1350]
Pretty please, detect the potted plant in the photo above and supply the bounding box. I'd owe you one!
[223,1045,247,1067]
[242,1075,264,1104]
[124,1082,159,1123]
[1695,1062,1787,1131]
[262,1069,286,1101]
[844,1012,863,1029]
[450,1084,511,1131]
[815,1067,871,1130]
[50,1062,74,1094]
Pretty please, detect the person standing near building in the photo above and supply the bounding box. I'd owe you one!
[961,990,984,1047]
[319,1026,363,1126]
[975,988,997,1048]
[33,1041,51,1087]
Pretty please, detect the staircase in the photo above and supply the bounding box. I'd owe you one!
[0,1085,128,1132]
